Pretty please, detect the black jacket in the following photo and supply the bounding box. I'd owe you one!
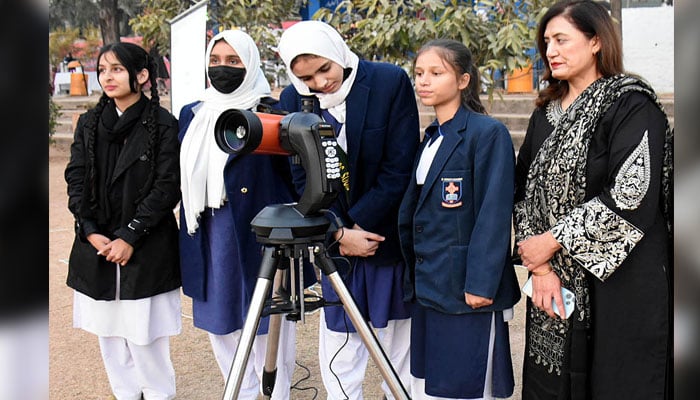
[65,102,181,300]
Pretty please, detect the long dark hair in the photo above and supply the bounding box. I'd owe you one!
[536,0,624,107]
[84,42,161,207]
[414,39,486,115]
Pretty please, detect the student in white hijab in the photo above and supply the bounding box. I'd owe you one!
[278,20,421,399]
[177,29,297,400]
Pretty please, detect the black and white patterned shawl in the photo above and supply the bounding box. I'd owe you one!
[514,74,673,374]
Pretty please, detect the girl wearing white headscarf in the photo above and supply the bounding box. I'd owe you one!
[178,29,297,400]
[278,21,421,399]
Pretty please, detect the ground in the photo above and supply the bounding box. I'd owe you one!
[49,141,527,399]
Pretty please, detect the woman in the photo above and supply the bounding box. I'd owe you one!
[514,1,673,399]
[398,39,520,400]
[178,30,297,400]
[277,20,420,399]
[65,42,182,400]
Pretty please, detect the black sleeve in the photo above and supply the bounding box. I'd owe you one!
[64,112,99,239]
[114,113,181,245]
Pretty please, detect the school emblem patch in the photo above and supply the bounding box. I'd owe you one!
[441,177,463,208]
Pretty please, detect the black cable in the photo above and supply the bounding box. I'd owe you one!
[321,208,344,253]
[327,311,351,400]
[290,360,319,400]
[318,208,354,398]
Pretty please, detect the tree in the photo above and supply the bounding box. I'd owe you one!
[50,0,144,45]
[49,0,100,32]
[131,0,300,57]
[129,0,300,84]
[49,26,102,69]
[610,0,622,40]
[315,0,555,93]
[98,0,120,44]
[129,0,187,54]
[213,0,300,61]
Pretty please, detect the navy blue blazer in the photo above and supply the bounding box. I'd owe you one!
[279,60,420,265]
[398,106,521,314]
[177,100,298,301]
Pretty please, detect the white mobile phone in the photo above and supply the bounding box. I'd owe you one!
[521,276,575,319]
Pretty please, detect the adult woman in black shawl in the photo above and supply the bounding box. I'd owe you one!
[514,1,672,399]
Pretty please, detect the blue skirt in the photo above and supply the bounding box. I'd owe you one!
[321,258,409,332]
[192,205,270,335]
[411,303,514,398]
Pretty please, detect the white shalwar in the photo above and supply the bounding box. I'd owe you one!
[209,316,296,400]
[73,286,181,400]
[318,309,411,400]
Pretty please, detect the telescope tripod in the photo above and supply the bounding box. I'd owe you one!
[221,204,409,400]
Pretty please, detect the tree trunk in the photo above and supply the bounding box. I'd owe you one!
[610,0,622,42]
[99,0,120,45]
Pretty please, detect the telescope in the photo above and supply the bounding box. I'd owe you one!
[214,104,409,400]
[214,104,341,219]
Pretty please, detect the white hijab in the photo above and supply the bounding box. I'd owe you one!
[180,29,271,234]
[278,21,359,150]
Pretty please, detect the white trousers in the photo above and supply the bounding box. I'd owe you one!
[209,316,296,400]
[98,335,176,400]
[318,310,411,400]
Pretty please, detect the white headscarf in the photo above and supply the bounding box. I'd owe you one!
[180,29,271,234]
[278,21,359,150]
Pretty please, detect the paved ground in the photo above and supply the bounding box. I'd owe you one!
[49,115,527,400]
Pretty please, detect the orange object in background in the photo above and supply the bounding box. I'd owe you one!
[506,64,534,93]
[67,60,82,72]
[70,73,88,96]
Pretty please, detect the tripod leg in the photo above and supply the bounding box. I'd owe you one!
[314,249,410,400]
[222,246,279,400]
[260,267,288,398]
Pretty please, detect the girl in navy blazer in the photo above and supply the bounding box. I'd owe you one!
[277,21,420,399]
[398,39,521,399]
[178,30,297,399]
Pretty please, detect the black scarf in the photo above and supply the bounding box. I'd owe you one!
[81,95,148,227]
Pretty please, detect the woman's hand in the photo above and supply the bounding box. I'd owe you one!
[334,224,385,257]
[87,233,111,254]
[465,293,494,309]
[530,264,567,319]
[517,231,562,270]
[99,238,134,266]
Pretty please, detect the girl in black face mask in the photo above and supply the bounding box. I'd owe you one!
[177,30,298,400]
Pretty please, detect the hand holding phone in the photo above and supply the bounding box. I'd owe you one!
[521,276,575,319]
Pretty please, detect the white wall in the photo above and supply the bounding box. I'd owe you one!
[622,5,674,94]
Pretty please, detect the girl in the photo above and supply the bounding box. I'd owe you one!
[178,30,297,399]
[397,39,520,399]
[65,42,182,400]
[277,20,420,399]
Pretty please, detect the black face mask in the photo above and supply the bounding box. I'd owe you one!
[208,66,246,94]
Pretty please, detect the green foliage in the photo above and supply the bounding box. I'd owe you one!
[129,0,187,54]
[216,0,300,55]
[49,26,102,69]
[49,95,62,142]
[129,0,301,84]
[315,0,553,93]
[49,0,100,32]
[214,0,301,84]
